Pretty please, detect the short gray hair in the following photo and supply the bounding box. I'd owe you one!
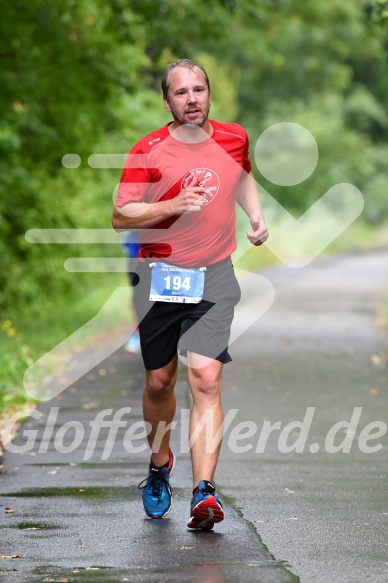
[161,59,210,99]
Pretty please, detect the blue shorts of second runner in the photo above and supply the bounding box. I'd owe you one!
[133,260,241,370]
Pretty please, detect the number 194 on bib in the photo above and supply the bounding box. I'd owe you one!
[149,262,205,303]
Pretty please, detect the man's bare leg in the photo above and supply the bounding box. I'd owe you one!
[187,352,224,487]
[143,355,178,467]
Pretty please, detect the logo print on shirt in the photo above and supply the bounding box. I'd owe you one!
[181,167,220,205]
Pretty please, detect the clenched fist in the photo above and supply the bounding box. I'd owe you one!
[170,176,211,215]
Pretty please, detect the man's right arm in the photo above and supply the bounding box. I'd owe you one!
[112,176,209,231]
[112,200,176,231]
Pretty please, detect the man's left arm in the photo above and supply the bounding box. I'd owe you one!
[236,172,269,246]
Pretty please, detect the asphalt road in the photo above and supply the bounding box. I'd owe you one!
[1,250,387,582]
[218,249,388,583]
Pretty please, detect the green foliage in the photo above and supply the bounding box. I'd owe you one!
[227,0,388,222]
[0,0,137,315]
[364,0,388,24]
[0,274,127,412]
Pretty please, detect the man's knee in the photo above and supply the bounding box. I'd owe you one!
[189,368,222,401]
[146,367,176,396]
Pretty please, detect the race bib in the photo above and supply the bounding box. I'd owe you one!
[149,262,206,303]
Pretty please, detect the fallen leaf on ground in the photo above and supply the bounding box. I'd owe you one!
[179,546,195,550]
[4,508,14,514]
[82,402,99,410]
[0,553,23,558]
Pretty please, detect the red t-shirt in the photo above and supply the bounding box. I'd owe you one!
[116,120,251,266]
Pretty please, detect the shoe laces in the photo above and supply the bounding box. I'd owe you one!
[138,469,172,500]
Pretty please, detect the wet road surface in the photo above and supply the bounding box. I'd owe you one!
[0,352,297,582]
[1,250,387,582]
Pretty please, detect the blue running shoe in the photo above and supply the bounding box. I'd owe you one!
[138,449,175,518]
[187,480,224,530]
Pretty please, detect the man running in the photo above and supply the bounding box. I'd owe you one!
[112,59,269,529]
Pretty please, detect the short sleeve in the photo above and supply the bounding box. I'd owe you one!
[115,143,153,207]
[242,130,251,174]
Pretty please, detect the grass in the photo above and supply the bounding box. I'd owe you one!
[0,272,130,446]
